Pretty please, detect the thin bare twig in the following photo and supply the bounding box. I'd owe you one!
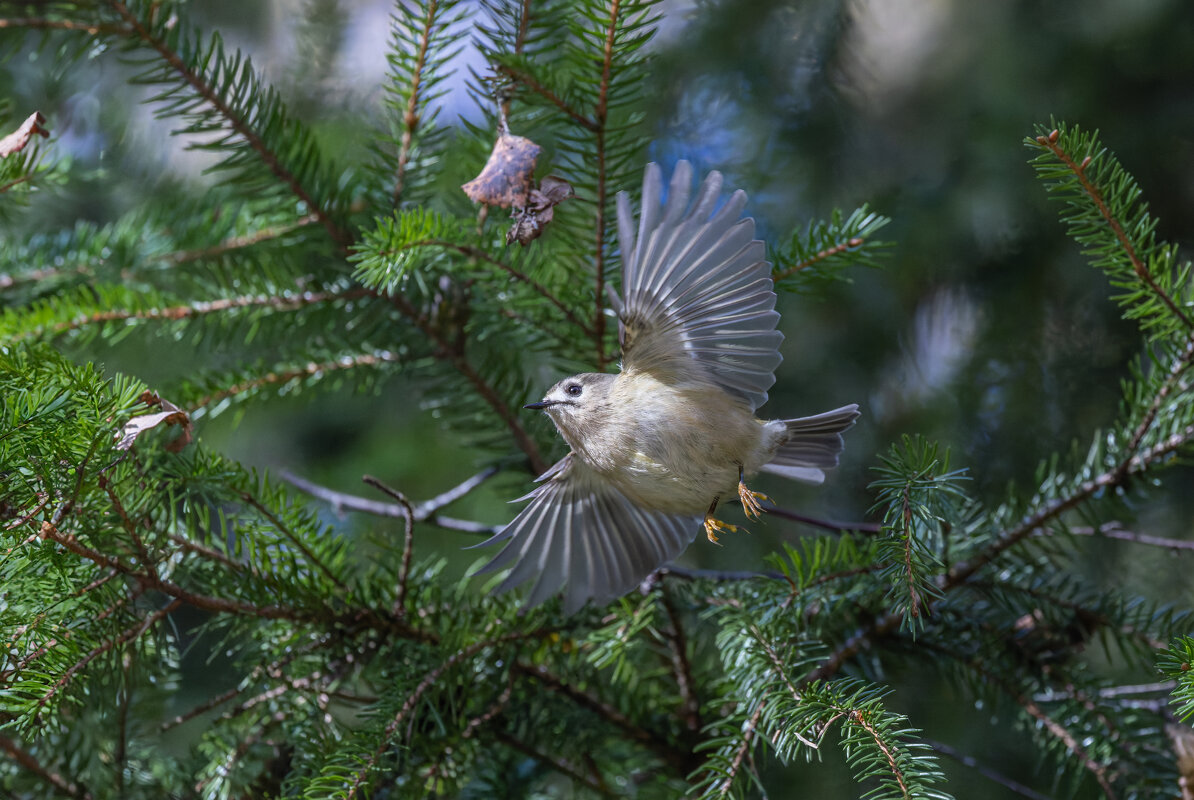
[927,739,1051,800]
[361,475,416,617]
[280,463,499,525]
[763,504,882,534]
[1064,521,1194,551]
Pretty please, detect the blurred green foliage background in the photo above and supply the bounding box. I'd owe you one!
[4,0,1194,795]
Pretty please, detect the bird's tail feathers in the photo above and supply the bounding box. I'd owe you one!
[760,404,860,484]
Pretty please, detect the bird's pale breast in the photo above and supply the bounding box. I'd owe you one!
[590,371,779,514]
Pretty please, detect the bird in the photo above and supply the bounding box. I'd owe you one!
[472,161,859,613]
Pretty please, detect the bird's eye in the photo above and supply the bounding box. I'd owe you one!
[565,383,583,397]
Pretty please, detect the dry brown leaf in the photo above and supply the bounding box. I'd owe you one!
[0,112,49,158]
[461,131,541,208]
[506,174,574,246]
[116,392,193,452]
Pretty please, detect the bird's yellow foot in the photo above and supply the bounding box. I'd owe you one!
[738,482,770,522]
[702,515,740,544]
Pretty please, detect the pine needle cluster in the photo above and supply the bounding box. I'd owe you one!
[1,3,1192,798]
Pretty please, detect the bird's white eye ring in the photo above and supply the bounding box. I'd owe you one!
[565,383,582,397]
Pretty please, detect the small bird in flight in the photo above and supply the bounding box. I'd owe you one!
[474,161,859,612]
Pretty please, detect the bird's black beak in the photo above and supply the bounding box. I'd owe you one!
[523,400,555,410]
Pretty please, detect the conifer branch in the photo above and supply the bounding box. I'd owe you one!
[1033,129,1194,332]
[391,0,438,207]
[513,660,693,772]
[591,0,621,369]
[387,292,548,473]
[103,0,354,249]
[44,288,372,339]
[189,349,403,412]
[657,583,701,733]
[234,490,351,595]
[773,236,866,282]
[715,698,766,798]
[406,239,594,334]
[158,638,330,732]
[496,64,600,131]
[0,16,127,35]
[1013,688,1118,796]
[37,598,181,712]
[36,519,361,628]
[345,631,553,798]
[165,212,323,264]
[0,734,92,799]
[491,729,619,798]
[847,708,912,798]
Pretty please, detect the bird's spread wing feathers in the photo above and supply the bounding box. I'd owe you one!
[610,161,784,411]
[471,456,700,613]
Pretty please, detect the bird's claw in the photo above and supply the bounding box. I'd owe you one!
[738,482,770,522]
[703,516,741,544]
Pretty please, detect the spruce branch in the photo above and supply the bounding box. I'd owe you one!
[25,287,372,341]
[188,349,405,413]
[0,733,92,800]
[657,582,702,734]
[398,238,595,334]
[387,291,549,473]
[496,62,600,131]
[165,211,324,265]
[1029,124,1194,334]
[390,0,438,207]
[591,0,621,369]
[0,15,127,35]
[490,729,620,798]
[344,630,554,798]
[103,0,353,249]
[772,205,891,287]
[36,598,181,714]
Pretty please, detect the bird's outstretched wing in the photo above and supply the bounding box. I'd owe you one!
[471,456,700,613]
[609,161,783,411]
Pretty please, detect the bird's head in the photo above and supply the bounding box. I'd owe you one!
[524,372,617,449]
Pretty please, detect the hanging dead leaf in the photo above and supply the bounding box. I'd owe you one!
[506,175,574,246]
[461,131,541,208]
[0,112,49,158]
[116,392,193,452]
